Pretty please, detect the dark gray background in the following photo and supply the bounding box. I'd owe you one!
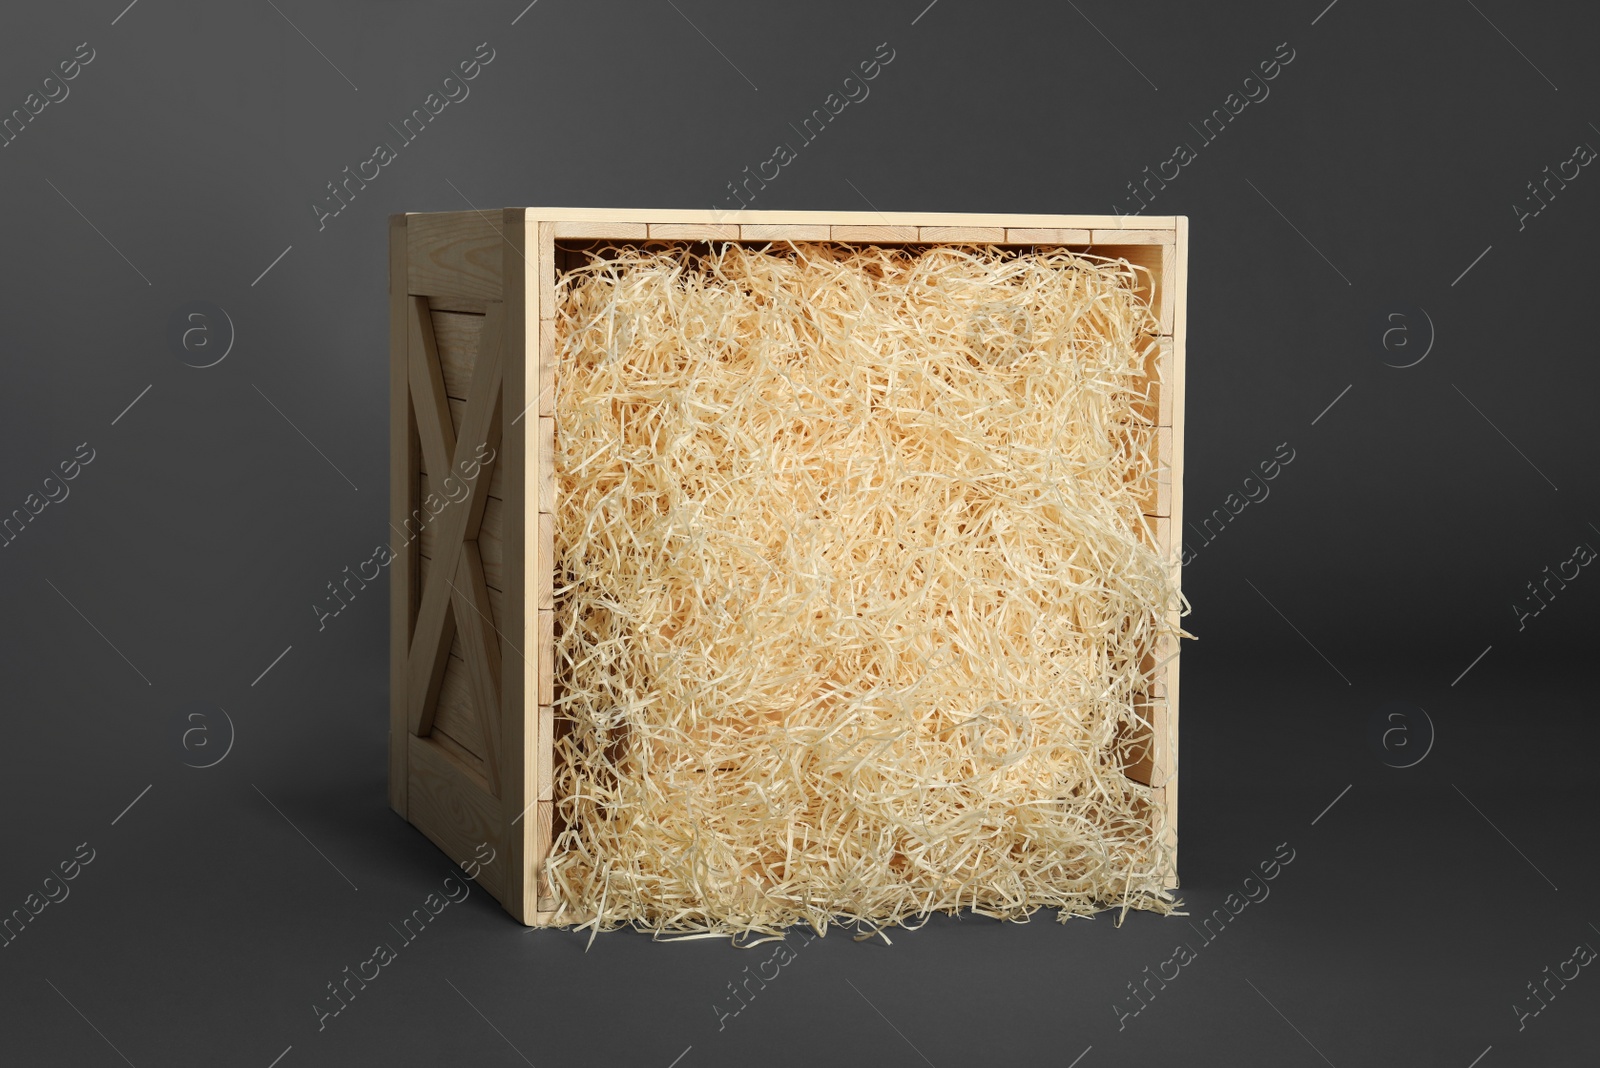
[2,1,1595,1065]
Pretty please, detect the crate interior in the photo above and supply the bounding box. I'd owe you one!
[539,233,1178,930]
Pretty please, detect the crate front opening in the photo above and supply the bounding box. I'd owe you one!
[544,239,1183,935]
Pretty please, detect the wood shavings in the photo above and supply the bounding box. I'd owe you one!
[544,241,1186,938]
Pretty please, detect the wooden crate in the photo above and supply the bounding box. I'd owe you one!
[389,208,1189,925]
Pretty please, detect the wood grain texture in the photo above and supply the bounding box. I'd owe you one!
[433,636,488,767]
[1158,241,1175,336]
[534,800,555,912]
[427,295,488,316]
[537,705,553,802]
[537,222,555,324]
[405,301,456,739]
[538,609,553,706]
[408,211,504,301]
[538,418,555,514]
[389,215,414,817]
[1004,227,1092,244]
[457,306,505,541]
[649,223,739,240]
[409,297,456,487]
[537,317,556,418]
[477,494,506,593]
[1160,657,1180,890]
[740,224,830,241]
[919,226,1004,242]
[1161,216,1189,889]
[1090,228,1174,245]
[406,305,504,736]
[398,211,537,926]
[428,716,492,789]
[452,547,503,797]
[420,543,506,631]
[408,735,508,902]
[538,512,553,612]
[502,210,539,924]
[428,399,507,502]
[421,494,506,591]
[553,221,648,239]
[432,310,484,402]
[832,224,918,242]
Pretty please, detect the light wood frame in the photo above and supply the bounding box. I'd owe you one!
[390,208,1189,925]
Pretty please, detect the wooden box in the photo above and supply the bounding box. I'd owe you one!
[389,208,1188,925]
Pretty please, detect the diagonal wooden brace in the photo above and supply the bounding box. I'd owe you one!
[406,299,506,741]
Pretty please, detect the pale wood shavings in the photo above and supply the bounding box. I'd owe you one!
[544,241,1187,938]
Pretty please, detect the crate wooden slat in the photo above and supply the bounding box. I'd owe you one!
[390,209,1190,923]
[919,225,1005,242]
[831,224,920,242]
[649,223,740,240]
[741,223,831,241]
[552,221,648,239]
[1091,228,1173,245]
[1006,227,1094,244]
